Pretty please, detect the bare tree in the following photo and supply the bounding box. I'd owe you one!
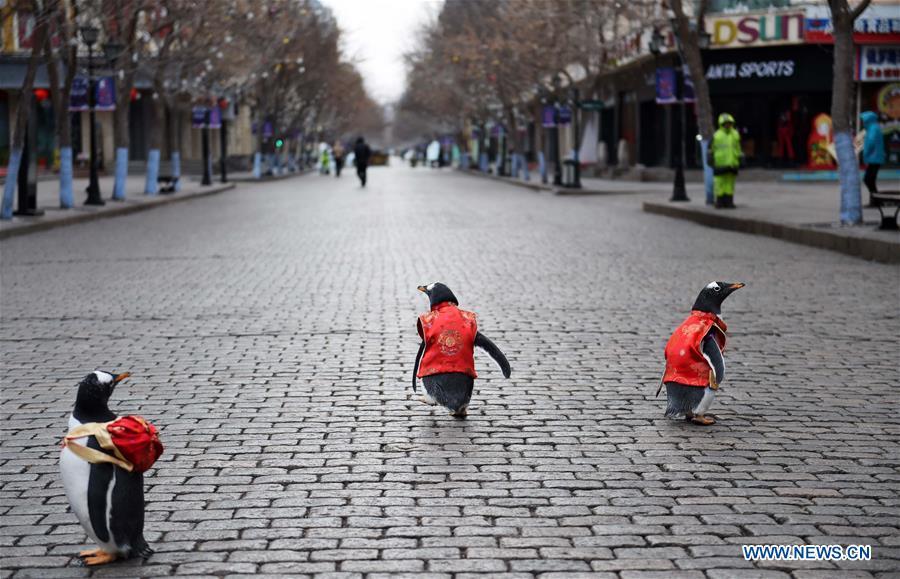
[43,0,78,208]
[2,0,51,220]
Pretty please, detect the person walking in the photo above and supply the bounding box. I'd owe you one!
[710,113,743,209]
[333,140,345,178]
[353,136,371,187]
[860,111,885,206]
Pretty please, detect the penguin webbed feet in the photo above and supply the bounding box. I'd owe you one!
[78,549,117,566]
[688,414,716,426]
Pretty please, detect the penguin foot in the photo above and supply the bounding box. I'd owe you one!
[416,395,437,406]
[81,550,117,566]
[450,405,468,419]
[690,415,716,425]
[78,548,101,557]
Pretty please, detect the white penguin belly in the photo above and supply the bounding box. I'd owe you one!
[60,418,117,552]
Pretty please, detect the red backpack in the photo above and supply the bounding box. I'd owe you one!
[64,415,163,473]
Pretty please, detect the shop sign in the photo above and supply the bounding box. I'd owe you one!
[69,76,116,111]
[805,5,900,44]
[579,99,604,111]
[706,59,794,80]
[857,46,900,81]
[706,11,804,49]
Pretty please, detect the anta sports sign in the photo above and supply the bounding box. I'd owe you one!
[705,11,804,49]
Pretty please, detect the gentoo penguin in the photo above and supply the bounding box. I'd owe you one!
[413,283,511,418]
[59,371,153,565]
[659,281,744,425]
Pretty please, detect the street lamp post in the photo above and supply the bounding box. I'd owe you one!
[81,26,103,206]
[650,27,688,202]
[551,76,563,186]
[571,87,581,189]
[202,107,212,186]
[218,98,228,183]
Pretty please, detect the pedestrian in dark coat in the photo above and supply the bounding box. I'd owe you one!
[353,137,372,187]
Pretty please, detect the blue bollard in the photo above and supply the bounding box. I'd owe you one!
[145,149,160,195]
[112,147,128,200]
[59,146,74,208]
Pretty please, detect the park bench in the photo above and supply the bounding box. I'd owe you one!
[157,175,179,193]
[872,191,900,231]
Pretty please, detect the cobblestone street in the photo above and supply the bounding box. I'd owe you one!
[1,166,898,578]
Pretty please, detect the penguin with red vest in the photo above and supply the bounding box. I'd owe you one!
[658,281,744,425]
[413,283,511,418]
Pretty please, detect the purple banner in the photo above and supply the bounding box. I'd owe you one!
[192,107,222,129]
[557,106,572,125]
[191,107,207,128]
[542,105,556,128]
[656,67,677,104]
[69,76,116,111]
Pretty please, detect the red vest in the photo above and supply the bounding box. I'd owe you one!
[663,311,727,387]
[417,302,478,378]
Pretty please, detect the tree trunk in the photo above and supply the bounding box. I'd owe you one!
[2,0,46,219]
[44,26,76,208]
[830,0,866,224]
[112,71,134,200]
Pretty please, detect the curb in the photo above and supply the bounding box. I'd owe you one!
[642,201,900,264]
[457,169,653,196]
[0,183,236,241]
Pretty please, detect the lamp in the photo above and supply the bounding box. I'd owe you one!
[649,28,664,55]
[698,30,712,50]
[80,25,99,47]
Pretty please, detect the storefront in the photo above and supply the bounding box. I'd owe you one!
[704,44,833,167]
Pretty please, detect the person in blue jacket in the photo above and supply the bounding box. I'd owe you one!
[860,111,885,205]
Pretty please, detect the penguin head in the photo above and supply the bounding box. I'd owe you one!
[417,282,458,309]
[74,370,130,414]
[691,281,744,315]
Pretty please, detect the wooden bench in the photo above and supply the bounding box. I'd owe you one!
[158,175,179,194]
[872,191,900,231]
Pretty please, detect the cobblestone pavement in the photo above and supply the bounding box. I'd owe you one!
[1,165,898,578]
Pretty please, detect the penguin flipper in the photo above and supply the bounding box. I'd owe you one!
[86,438,114,545]
[475,332,511,378]
[109,468,148,558]
[412,340,425,393]
[701,333,725,385]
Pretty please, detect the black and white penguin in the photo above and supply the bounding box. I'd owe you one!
[659,281,744,425]
[413,283,511,418]
[59,370,153,565]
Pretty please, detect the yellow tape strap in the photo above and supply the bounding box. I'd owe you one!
[63,422,134,472]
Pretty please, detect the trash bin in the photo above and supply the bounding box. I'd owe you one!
[563,160,577,187]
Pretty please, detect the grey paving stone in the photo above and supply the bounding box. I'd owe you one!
[1,168,898,578]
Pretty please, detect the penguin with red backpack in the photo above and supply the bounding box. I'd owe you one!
[658,282,745,425]
[413,283,511,418]
[59,371,163,565]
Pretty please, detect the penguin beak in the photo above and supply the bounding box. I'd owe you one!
[112,372,131,384]
[417,286,427,293]
[728,283,745,290]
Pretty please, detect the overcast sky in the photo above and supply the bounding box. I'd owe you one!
[321,0,442,105]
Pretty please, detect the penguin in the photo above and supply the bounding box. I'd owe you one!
[59,370,153,565]
[658,281,744,425]
[413,283,511,418]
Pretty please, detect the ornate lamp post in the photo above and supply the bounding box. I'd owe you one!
[80,26,103,206]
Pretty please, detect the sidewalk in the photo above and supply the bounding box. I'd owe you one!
[643,182,899,263]
[0,174,237,240]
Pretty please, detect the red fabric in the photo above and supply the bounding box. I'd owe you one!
[417,302,478,378]
[663,311,728,387]
[107,416,164,473]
